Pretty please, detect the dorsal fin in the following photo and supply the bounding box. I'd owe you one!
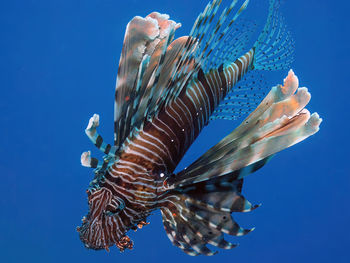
[114,13,181,149]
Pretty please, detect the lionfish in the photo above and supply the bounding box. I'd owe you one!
[78,0,322,256]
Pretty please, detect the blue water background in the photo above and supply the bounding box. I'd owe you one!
[1,0,349,262]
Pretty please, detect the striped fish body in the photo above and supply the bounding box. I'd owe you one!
[78,0,322,256]
[119,48,255,168]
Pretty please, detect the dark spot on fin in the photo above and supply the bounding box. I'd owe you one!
[90,158,99,168]
[95,135,103,148]
[104,144,111,154]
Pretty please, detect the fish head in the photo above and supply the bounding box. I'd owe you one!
[77,186,132,251]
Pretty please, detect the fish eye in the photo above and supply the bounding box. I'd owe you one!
[104,206,121,216]
[104,197,125,216]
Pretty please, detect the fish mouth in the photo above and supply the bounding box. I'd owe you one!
[77,215,107,250]
[77,187,118,250]
[78,187,137,251]
[77,213,134,252]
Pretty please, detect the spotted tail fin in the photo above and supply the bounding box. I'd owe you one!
[164,70,322,189]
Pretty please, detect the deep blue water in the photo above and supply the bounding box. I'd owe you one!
[1,0,349,262]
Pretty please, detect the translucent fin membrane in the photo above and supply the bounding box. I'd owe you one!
[187,0,251,67]
[253,0,294,70]
[164,70,322,189]
[156,0,252,110]
[112,0,295,155]
[211,71,268,121]
[204,19,257,73]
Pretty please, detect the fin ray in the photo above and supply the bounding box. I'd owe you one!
[164,70,321,189]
